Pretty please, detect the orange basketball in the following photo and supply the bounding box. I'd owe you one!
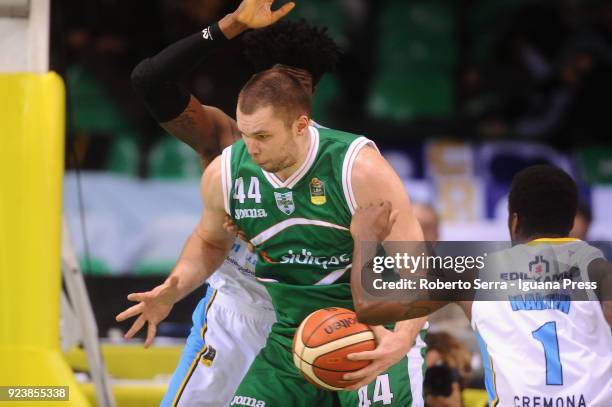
[292,307,376,391]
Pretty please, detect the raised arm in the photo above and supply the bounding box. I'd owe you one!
[115,156,235,346]
[131,0,294,165]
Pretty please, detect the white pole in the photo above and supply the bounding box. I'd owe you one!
[0,0,48,73]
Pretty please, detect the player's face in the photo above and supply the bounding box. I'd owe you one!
[237,105,299,173]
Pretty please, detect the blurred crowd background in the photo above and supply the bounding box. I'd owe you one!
[54,0,612,174]
[56,0,612,276]
[52,0,612,177]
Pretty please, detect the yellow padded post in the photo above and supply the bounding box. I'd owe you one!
[0,73,89,406]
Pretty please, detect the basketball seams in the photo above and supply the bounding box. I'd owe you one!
[305,322,372,349]
[297,356,344,391]
[300,331,375,367]
[311,330,376,363]
[293,308,376,391]
[303,311,355,344]
[298,310,353,363]
[303,310,366,348]
[312,340,375,372]
[293,352,360,373]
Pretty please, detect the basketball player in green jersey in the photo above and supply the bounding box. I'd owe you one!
[220,68,426,406]
[120,0,427,404]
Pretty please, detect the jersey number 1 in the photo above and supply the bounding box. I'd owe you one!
[531,321,563,385]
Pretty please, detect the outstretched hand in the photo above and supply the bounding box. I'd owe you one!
[115,275,180,348]
[234,0,295,29]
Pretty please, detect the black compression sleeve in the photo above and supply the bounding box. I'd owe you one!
[131,23,228,123]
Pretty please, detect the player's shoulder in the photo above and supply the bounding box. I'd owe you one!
[564,239,605,263]
[202,154,223,182]
[503,239,604,266]
[315,125,363,147]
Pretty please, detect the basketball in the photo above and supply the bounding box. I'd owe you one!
[292,307,376,391]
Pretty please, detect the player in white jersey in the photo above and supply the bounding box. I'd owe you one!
[117,1,428,405]
[349,165,612,407]
[471,239,610,406]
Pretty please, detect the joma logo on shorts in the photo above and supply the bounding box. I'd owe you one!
[324,317,356,334]
[230,396,266,407]
[235,208,268,220]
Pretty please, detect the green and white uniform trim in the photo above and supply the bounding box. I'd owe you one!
[226,125,428,406]
[221,126,376,347]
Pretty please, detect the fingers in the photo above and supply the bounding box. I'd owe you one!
[380,201,393,221]
[346,349,379,361]
[115,302,144,322]
[127,292,148,302]
[343,365,372,381]
[224,221,239,233]
[389,210,399,227]
[343,365,379,389]
[224,225,238,234]
[224,214,250,241]
[271,2,295,23]
[344,383,361,392]
[343,357,387,388]
[369,325,392,342]
[124,314,146,339]
[144,321,157,348]
[344,375,376,392]
[224,224,238,234]
[343,363,373,381]
[223,214,239,234]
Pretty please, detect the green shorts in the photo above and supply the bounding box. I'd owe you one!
[231,333,426,407]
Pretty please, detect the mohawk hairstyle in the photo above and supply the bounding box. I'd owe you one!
[242,19,342,87]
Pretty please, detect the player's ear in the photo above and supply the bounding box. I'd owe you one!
[294,114,310,136]
[510,213,519,238]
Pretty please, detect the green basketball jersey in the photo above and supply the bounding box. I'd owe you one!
[221,126,375,348]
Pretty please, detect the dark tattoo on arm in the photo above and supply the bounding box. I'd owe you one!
[163,103,221,162]
[171,104,199,134]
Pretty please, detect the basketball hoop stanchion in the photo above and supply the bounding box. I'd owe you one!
[0,1,119,403]
[0,72,89,406]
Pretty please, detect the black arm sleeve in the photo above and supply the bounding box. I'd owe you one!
[131,23,228,123]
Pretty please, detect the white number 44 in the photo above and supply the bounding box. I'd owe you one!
[358,374,394,406]
[233,177,261,204]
